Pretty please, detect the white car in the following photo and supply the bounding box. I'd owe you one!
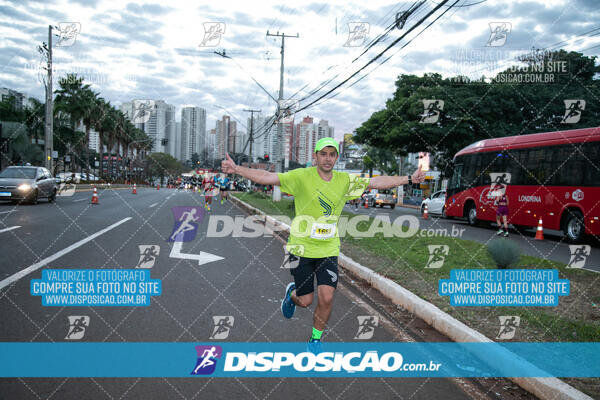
[420,190,446,217]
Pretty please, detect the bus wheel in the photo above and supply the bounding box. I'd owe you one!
[563,210,585,243]
[466,203,478,226]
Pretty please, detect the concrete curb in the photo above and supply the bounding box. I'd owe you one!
[230,194,592,400]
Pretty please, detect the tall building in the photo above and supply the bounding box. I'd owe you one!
[234,131,247,154]
[165,103,177,158]
[76,121,101,154]
[180,107,207,162]
[215,116,237,158]
[247,114,275,161]
[175,122,181,160]
[0,88,25,110]
[206,128,216,158]
[120,99,176,155]
[294,116,317,165]
[317,119,334,140]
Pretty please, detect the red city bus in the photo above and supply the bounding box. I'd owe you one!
[445,126,600,243]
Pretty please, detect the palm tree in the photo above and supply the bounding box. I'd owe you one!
[80,88,99,179]
[92,98,114,179]
[24,98,45,145]
[54,74,89,172]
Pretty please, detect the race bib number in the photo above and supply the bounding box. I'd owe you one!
[310,223,336,240]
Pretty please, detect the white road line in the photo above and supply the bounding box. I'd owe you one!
[73,198,87,202]
[0,210,16,215]
[0,226,20,234]
[0,217,132,291]
[149,202,158,208]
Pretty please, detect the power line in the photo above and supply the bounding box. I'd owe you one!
[288,3,432,108]
[294,0,455,115]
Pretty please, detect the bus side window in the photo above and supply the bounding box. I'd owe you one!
[566,147,585,186]
[584,142,600,186]
[479,152,494,186]
[463,154,476,187]
[506,150,521,185]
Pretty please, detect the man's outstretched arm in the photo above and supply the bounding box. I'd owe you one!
[221,153,280,186]
[367,165,426,190]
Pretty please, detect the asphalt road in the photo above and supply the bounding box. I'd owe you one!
[344,203,600,273]
[0,188,534,399]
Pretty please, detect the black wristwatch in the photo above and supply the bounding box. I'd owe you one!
[407,175,412,186]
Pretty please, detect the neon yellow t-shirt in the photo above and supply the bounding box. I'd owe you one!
[278,167,370,258]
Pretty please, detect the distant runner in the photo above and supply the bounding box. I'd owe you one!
[219,174,230,205]
[222,137,425,353]
[202,174,217,211]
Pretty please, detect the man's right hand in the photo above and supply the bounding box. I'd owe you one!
[221,153,237,174]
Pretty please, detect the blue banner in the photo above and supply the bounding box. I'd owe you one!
[439,269,569,306]
[0,342,598,378]
[30,269,161,306]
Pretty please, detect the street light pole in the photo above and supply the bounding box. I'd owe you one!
[44,25,54,172]
[266,30,298,202]
[242,109,261,166]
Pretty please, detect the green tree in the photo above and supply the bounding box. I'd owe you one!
[355,50,600,177]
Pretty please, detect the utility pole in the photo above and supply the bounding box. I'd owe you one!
[266,30,298,201]
[44,25,54,172]
[242,109,261,166]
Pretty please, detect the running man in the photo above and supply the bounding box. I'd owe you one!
[193,346,218,374]
[219,174,230,204]
[170,209,199,241]
[221,137,425,352]
[202,174,216,211]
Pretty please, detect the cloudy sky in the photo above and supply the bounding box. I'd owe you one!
[1,0,599,139]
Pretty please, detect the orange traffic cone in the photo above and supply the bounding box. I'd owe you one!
[535,218,544,240]
[364,197,369,209]
[91,187,99,204]
[132,183,137,195]
[423,204,429,220]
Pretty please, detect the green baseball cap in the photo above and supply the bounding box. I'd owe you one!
[314,137,339,153]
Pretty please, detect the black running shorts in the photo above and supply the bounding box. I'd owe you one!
[290,256,338,296]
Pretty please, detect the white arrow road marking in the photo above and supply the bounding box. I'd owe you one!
[0,226,20,233]
[0,217,131,291]
[169,234,223,266]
